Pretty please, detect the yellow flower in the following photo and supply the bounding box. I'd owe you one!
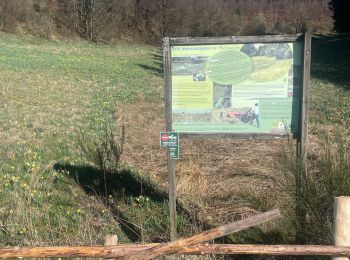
[11,176,20,182]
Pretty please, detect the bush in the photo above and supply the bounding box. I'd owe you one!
[242,12,268,35]
[77,121,124,198]
[78,122,125,174]
[237,129,350,252]
[278,130,350,245]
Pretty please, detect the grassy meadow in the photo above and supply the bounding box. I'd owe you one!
[310,34,350,130]
[0,31,350,250]
[0,32,166,245]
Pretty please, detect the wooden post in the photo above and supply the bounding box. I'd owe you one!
[297,32,311,167]
[167,156,177,241]
[296,32,311,244]
[119,209,281,260]
[334,197,350,260]
[104,235,118,246]
[163,37,177,241]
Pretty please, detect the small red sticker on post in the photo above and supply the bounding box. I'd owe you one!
[161,134,169,141]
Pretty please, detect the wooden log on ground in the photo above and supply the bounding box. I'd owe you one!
[1,244,350,258]
[119,209,281,260]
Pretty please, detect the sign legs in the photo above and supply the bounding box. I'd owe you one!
[168,154,177,240]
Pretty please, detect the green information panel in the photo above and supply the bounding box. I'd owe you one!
[160,132,179,159]
[170,42,303,135]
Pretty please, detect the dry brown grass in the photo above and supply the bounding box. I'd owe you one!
[118,101,350,239]
[118,102,288,227]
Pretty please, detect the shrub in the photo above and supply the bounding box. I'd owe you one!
[278,130,350,245]
[77,121,124,198]
[78,122,125,174]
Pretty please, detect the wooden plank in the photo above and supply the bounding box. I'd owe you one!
[180,132,293,140]
[184,244,350,256]
[1,244,350,258]
[163,37,177,240]
[170,34,303,45]
[119,209,281,260]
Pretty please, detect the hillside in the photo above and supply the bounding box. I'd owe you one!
[0,32,165,245]
[1,32,350,249]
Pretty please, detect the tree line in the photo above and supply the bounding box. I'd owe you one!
[0,0,338,44]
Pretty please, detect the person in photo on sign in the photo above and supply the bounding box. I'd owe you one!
[223,86,232,108]
[251,103,260,128]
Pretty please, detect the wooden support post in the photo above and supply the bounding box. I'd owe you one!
[104,235,118,246]
[163,37,177,241]
[296,32,311,244]
[119,209,281,260]
[297,32,311,167]
[334,197,350,260]
[167,156,177,241]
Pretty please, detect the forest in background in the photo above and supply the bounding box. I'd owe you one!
[0,0,335,44]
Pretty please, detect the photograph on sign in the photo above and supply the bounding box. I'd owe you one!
[170,41,303,135]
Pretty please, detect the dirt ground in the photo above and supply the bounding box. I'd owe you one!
[118,102,319,227]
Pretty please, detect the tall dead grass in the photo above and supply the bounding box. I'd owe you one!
[119,102,282,226]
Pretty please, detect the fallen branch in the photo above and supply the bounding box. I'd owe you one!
[119,209,281,260]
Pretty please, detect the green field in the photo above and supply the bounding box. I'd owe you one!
[0,32,162,154]
[0,32,166,245]
[309,34,350,131]
[0,32,350,246]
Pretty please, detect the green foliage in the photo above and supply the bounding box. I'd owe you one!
[233,131,350,255]
[310,35,350,130]
[117,195,192,242]
[0,148,126,246]
[0,32,161,245]
[78,121,125,174]
[242,12,267,35]
[277,132,350,245]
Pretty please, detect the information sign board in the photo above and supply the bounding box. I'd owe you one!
[164,35,308,138]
